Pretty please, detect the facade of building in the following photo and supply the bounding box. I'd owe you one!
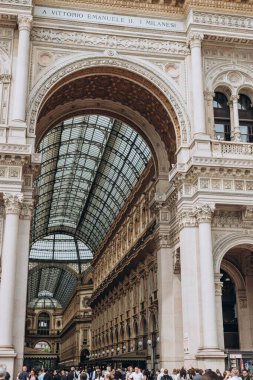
[0,0,253,377]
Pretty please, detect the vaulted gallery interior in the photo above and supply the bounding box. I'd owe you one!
[1,0,253,376]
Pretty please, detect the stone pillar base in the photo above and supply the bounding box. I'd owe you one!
[196,349,226,371]
[0,347,16,379]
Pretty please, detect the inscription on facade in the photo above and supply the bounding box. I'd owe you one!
[34,6,184,31]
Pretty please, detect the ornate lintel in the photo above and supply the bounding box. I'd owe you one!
[20,200,34,220]
[3,193,23,215]
[187,32,204,48]
[178,209,197,230]
[18,15,33,32]
[194,203,215,224]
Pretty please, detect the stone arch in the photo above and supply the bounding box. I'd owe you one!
[206,64,253,96]
[237,85,253,104]
[221,259,246,291]
[33,340,52,351]
[27,53,191,171]
[213,232,253,273]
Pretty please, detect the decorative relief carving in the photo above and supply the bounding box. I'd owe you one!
[31,28,190,56]
[20,201,33,220]
[187,31,204,48]
[18,15,33,32]
[8,167,21,179]
[214,274,223,297]
[212,211,242,229]
[178,209,197,230]
[28,55,191,144]
[173,248,180,274]
[3,193,23,215]
[238,290,247,309]
[0,74,11,83]
[194,203,215,224]
[193,11,253,31]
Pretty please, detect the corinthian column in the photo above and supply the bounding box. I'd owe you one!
[187,32,205,136]
[0,193,22,347]
[13,200,33,375]
[179,209,200,367]
[230,95,241,142]
[12,15,32,123]
[194,203,218,349]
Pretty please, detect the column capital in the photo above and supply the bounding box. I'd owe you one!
[194,203,215,224]
[155,231,170,249]
[187,32,204,48]
[3,193,23,215]
[18,15,33,32]
[230,94,240,103]
[20,200,34,220]
[204,91,215,102]
[178,209,197,230]
[0,74,11,84]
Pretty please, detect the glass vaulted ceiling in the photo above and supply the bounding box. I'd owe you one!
[32,115,152,253]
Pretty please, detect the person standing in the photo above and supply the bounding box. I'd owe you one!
[18,367,30,380]
[193,370,202,380]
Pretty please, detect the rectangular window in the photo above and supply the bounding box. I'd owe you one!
[215,123,231,141]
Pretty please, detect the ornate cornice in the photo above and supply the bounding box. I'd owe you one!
[3,193,23,215]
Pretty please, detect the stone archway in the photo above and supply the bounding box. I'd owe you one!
[27,54,191,175]
[214,236,253,352]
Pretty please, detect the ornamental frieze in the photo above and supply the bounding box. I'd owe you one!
[31,28,190,56]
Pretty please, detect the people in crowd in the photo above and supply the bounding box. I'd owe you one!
[18,366,30,380]
[241,370,251,380]
[9,363,253,380]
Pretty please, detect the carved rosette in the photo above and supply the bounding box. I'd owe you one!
[20,201,34,220]
[3,193,23,215]
[194,203,215,224]
[187,32,204,48]
[178,209,197,230]
[18,15,33,32]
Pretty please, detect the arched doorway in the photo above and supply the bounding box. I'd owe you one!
[215,239,253,368]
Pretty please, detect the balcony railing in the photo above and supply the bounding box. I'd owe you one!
[211,140,253,157]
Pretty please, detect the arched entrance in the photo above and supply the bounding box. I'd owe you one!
[22,54,187,371]
[214,237,253,368]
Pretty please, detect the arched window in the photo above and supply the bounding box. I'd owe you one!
[213,92,231,141]
[37,312,50,335]
[238,94,253,143]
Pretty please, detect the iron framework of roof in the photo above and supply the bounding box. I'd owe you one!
[28,114,152,309]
